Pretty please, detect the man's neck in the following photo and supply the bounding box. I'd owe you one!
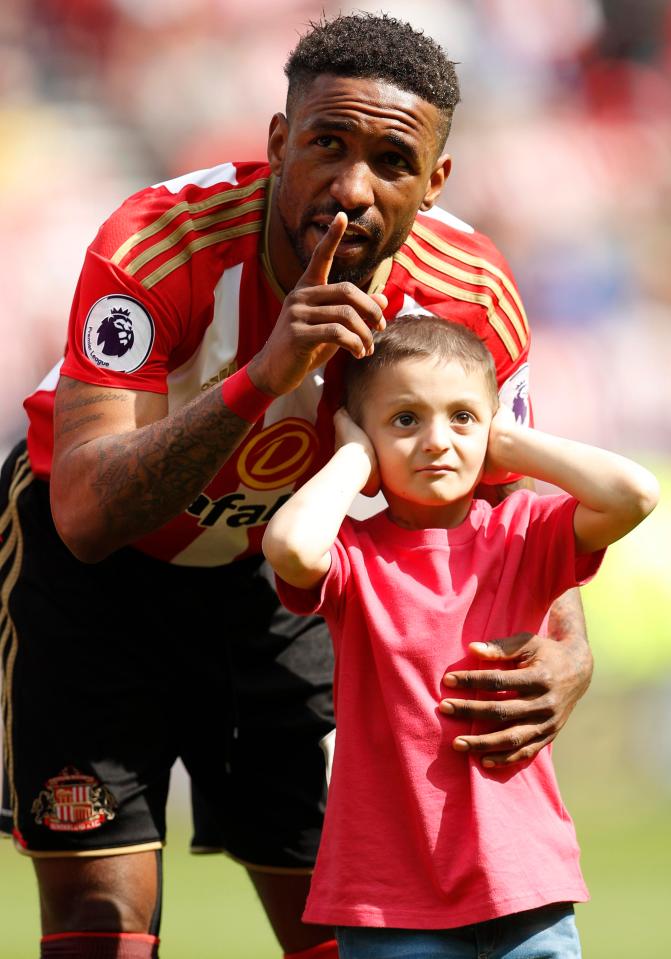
[264,178,305,294]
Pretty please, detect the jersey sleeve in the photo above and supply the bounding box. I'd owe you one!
[391,213,531,383]
[388,213,533,487]
[59,180,200,394]
[59,245,182,394]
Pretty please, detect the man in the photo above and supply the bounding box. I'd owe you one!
[0,13,592,959]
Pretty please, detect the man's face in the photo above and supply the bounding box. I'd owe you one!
[268,74,451,288]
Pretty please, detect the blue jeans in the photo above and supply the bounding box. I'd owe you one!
[335,903,581,959]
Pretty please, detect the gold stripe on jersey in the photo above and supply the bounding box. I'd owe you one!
[412,220,529,336]
[367,256,394,296]
[0,451,30,557]
[111,176,269,267]
[141,220,262,290]
[125,197,266,277]
[0,450,35,823]
[394,250,520,361]
[404,233,528,350]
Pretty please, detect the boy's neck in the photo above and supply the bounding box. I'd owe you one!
[384,491,476,531]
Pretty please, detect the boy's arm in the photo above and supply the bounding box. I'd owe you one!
[486,405,659,551]
[262,410,374,590]
[440,480,592,767]
[439,407,658,767]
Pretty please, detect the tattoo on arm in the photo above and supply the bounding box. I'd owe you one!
[547,588,588,645]
[94,391,252,540]
[59,382,253,545]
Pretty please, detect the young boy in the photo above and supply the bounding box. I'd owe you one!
[262,315,659,959]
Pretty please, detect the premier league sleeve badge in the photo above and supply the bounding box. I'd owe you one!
[82,294,155,373]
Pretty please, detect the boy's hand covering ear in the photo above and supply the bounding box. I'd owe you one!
[334,408,380,496]
[481,403,517,486]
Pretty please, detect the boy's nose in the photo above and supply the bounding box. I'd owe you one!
[329,162,375,211]
[423,419,452,451]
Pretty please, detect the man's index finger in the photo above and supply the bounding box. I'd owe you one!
[296,212,348,288]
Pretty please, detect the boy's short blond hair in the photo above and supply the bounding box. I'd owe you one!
[344,314,499,422]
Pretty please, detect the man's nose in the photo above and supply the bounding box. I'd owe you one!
[329,162,375,211]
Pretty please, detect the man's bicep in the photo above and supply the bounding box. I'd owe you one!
[53,376,167,456]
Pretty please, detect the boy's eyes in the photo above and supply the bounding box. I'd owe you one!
[392,412,417,428]
[391,411,476,428]
[452,411,475,425]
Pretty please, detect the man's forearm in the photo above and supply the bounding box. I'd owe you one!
[52,381,254,562]
[546,588,593,691]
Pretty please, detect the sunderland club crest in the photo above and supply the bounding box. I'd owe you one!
[82,294,155,373]
[31,767,117,832]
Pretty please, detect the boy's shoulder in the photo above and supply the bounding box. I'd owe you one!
[485,488,575,529]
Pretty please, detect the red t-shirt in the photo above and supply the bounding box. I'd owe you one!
[24,161,531,566]
[277,491,603,928]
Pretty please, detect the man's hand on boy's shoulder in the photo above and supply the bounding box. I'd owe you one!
[438,599,593,767]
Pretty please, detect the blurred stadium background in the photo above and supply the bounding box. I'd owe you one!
[0,0,669,956]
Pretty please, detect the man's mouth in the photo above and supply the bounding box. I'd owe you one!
[311,218,372,253]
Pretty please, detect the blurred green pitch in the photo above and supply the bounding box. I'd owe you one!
[1,781,668,958]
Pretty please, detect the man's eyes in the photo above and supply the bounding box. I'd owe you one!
[380,152,411,171]
[310,138,412,171]
[314,135,341,150]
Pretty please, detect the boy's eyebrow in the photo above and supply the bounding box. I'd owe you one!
[383,392,489,408]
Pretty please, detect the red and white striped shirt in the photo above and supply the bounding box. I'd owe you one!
[24,161,531,566]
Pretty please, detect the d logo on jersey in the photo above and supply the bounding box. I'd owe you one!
[83,295,155,373]
[238,419,319,490]
[187,419,320,532]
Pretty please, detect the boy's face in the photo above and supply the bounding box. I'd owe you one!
[359,356,495,529]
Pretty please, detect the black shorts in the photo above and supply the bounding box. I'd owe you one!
[0,441,334,870]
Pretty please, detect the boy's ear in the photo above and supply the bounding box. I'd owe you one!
[420,154,452,212]
[267,114,289,174]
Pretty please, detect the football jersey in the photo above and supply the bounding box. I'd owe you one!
[24,161,531,566]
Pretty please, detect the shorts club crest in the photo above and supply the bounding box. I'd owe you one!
[31,767,117,832]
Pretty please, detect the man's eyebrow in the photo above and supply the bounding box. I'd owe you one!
[381,131,420,165]
[305,118,355,134]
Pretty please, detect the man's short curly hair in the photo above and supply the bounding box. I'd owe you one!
[284,13,460,147]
